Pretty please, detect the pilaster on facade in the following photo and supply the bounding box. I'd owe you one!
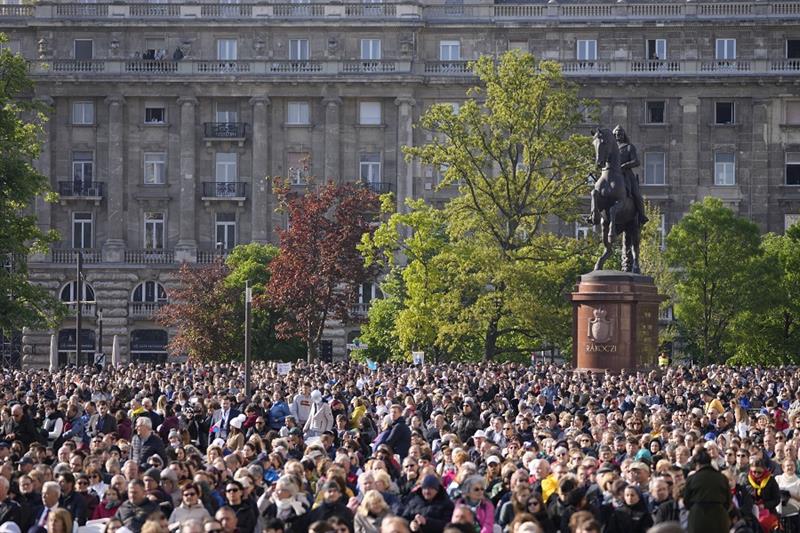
[250,96,273,244]
[323,96,343,182]
[176,96,198,263]
[103,95,126,262]
[394,97,416,214]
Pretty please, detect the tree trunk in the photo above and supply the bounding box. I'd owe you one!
[484,317,500,361]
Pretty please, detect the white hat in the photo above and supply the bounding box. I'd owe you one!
[311,390,323,403]
[230,414,247,430]
[211,438,226,449]
[0,523,21,533]
[473,430,487,439]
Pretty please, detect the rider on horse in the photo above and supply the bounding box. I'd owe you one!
[613,125,649,226]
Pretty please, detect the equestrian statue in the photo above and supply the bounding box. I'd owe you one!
[587,126,649,274]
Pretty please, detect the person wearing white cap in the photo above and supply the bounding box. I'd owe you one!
[303,390,333,438]
[226,414,248,451]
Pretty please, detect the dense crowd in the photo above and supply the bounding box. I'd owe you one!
[0,361,797,533]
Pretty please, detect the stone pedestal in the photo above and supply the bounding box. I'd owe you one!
[569,270,662,372]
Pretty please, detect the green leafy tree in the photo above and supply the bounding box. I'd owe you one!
[727,225,800,365]
[638,201,678,347]
[0,33,62,331]
[665,197,773,363]
[363,52,595,361]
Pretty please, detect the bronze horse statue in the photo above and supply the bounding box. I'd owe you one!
[587,128,641,273]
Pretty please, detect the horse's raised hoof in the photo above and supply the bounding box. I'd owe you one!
[585,214,599,226]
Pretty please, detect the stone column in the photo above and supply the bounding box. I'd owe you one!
[395,97,415,212]
[679,96,701,204]
[32,95,54,262]
[250,96,272,243]
[103,95,126,262]
[323,97,342,181]
[176,97,198,262]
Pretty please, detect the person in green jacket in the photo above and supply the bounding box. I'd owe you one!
[683,448,731,533]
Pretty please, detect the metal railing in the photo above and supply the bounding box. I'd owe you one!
[52,249,102,264]
[362,181,394,194]
[58,181,105,198]
[203,122,247,139]
[124,249,175,264]
[202,182,248,198]
[129,301,167,319]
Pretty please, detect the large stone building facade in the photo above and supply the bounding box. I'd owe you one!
[1,0,800,367]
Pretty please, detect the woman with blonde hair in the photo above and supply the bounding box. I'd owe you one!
[47,508,74,533]
[354,490,391,533]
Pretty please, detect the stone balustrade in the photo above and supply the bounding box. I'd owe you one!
[3,1,797,22]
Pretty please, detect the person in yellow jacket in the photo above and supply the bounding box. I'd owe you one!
[531,459,559,503]
[350,398,367,430]
[703,390,725,415]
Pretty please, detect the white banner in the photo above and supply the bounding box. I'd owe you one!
[277,362,292,375]
[412,351,425,365]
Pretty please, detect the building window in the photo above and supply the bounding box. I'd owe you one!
[714,152,736,185]
[129,329,168,364]
[144,212,165,250]
[715,102,735,125]
[787,39,800,59]
[216,39,237,60]
[646,39,667,60]
[72,212,93,249]
[72,102,94,125]
[646,101,665,124]
[656,213,667,250]
[716,39,736,60]
[359,102,382,125]
[360,39,381,60]
[144,104,166,124]
[359,282,382,305]
[215,103,238,124]
[74,39,93,60]
[215,153,237,182]
[786,101,800,125]
[289,39,309,61]
[72,152,93,184]
[786,214,800,231]
[786,153,800,186]
[60,281,95,303]
[287,152,310,185]
[215,213,237,250]
[132,281,168,303]
[439,40,461,61]
[143,152,166,185]
[644,152,666,185]
[360,153,381,184]
[577,40,597,61]
[287,102,310,125]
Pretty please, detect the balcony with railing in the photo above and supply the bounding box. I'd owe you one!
[361,181,394,194]
[51,248,102,264]
[124,249,175,264]
[58,181,105,203]
[203,122,248,146]
[350,302,370,318]
[197,249,230,264]
[129,301,167,319]
[7,1,800,22]
[423,61,471,75]
[201,182,248,205]
[65,302,97,316]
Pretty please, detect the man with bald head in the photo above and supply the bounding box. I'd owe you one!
[7,404,39,447]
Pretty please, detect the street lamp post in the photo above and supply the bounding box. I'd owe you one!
[244,280,252,398]
[76,251,83,367]
[96,308,103,366]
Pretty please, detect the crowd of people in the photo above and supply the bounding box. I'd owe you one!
[0,360,797,533]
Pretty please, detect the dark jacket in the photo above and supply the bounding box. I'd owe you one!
[683,465,732,533]
[115,497,160,532]
[130,431,167,469]
[88,413,118,437]
[304,500,354,532]
[384,416,411,459]
[10,412,39,447]
[231,500,258,533]
[0,497,21,526]
[402,486,455,533]
[60,490,89,526]
[745,473,781,513]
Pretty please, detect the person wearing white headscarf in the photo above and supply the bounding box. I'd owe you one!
[304,390,333,437]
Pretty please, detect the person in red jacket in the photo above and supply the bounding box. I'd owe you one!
[92,485,123,520]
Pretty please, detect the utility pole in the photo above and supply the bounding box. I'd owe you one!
[244,280,252,398]
[76,250,83,367]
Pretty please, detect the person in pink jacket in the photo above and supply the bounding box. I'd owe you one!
[454,475,496,533]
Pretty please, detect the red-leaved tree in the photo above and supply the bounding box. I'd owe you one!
[156,259,239,361]
[264,181,379,362]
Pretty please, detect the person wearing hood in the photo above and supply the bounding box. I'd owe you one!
[304,390,334,438]
[403,475,455,533]
[616,485,652,533]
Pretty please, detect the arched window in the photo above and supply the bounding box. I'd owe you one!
[60,281,95,303]
[131,281,167,303]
